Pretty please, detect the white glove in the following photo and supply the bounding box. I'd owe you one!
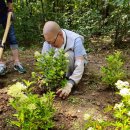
[56,82,73,99]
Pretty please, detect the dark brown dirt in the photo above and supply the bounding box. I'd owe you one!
[0,46,130,130]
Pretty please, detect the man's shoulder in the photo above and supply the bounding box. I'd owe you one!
[63,29,83,39]
[63,29,77,35]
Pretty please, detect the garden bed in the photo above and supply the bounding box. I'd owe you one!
[0,47,130,130]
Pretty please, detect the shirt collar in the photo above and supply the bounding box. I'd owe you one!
[60,29,66,49]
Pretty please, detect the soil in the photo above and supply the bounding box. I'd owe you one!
[0,45,130,130]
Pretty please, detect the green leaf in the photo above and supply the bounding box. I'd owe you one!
[11,121,21,127]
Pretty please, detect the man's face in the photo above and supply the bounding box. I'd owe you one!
[44,32,61,48]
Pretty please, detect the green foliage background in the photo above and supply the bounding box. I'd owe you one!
[1,0,130,48]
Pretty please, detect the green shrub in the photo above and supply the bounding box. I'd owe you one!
[33,49,68,91]
[101,51,126,86]
[7,82,55,130]
[83,80,130,130]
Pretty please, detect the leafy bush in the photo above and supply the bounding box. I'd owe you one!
[14,1,42,43]
[33,49,68,91]
[84,118,111,130]
[1,0,129,48]
[7,82,55,130]
[112,80,130,129]
[83,80,130,130]
[101,51,126,86]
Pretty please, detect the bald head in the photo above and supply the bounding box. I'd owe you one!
[43,21,61,35]
[43,21,63,48]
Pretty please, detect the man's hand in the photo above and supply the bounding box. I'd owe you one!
[56,82,73,99]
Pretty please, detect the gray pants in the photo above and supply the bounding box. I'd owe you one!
[66,50,75,78]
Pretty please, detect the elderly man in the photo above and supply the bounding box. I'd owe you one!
[42,21,87,99]
[0,0,26,75]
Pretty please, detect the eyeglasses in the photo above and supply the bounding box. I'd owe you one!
[48,32,59,45]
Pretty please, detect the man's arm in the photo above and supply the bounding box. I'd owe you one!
[69,56,85,84]
[56,56,85,99]
[56,38,87,99]
[69,37,86,84]
[41,41,51,54]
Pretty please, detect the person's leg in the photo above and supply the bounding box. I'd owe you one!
[0,14,5,63]
[8,25,26,73]
[0,14,7,75]
[0,12,19,64]
[11,48,19,63]
[0,13,26,74]
[8,25,19,63]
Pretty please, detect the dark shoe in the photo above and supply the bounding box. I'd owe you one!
[0,64,7,75]
[14,63,26,74]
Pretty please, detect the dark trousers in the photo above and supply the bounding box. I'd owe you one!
[0,13,18,49]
